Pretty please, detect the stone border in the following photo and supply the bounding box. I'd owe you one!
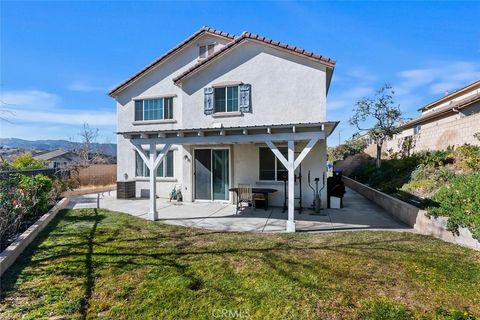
[343,176,480,251]
[0,197,70,277]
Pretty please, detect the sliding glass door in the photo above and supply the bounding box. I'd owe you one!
[194,149,229,201]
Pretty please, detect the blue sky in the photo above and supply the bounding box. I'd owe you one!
[1,1,479,146]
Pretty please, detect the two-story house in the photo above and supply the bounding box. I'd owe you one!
[109,27,338,232]
[359,80,480,157]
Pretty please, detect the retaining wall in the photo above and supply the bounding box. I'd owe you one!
[343,176,480,251]
[0,197,70,277]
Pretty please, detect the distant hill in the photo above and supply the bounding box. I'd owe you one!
[0,138,117,156]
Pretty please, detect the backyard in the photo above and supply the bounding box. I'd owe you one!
[1,208,480,319]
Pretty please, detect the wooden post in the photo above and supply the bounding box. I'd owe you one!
[286,140,296,232]
[149,143,157,220]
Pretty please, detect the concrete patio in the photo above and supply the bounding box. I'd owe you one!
[67,187,409,233]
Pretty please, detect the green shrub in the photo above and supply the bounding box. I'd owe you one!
[1,173,54,249]
[454,144,480,172]
[401,179,434,194]
[11,153,44,170]
[414,150,452,167]
[16,174,53,217]
[427,173,480,239]
[351,157,419,194]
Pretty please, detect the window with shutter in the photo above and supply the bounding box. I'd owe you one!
[212,86,239,113]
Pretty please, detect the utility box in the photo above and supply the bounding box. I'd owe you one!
[330,196,342,209]
[117,181,136,199]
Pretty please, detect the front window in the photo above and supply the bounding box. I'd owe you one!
[414,125,422,135]
[135,150,174,177]
[214,86,239,113]
[259,147,288,181]
[134,97,173,121]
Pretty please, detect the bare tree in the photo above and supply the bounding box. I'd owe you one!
[78,123,99,165]
[349,84,402,168]
[0,99,15,123]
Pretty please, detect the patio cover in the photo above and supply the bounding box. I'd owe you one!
[118,121,338,232]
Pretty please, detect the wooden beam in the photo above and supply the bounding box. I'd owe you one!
[131,141,149,165]
[265,140,289,169]
[286,140,296,232]
[153,144,172,170]
[148,143,157,220]
[129,131,324,145]
[293,138,319,170]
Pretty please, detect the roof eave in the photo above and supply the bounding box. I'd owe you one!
[400,95,480,129]
[173,35,336,85]
[108,27,235,98]
[417,80,480,112]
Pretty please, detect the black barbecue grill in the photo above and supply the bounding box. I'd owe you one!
[327,170,346,208]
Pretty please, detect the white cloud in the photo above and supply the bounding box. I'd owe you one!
[328,86,375,111]
[347,66,378,82]
[0,90,60,109]
[67,81,106,92]
[327,60,480,146]
[11,109,116,126]
[392,61,480,114]
[0,89,115,126]
[396,61,480,96]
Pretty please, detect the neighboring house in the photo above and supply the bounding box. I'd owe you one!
[361,80,480,157]
[33,149,82,169]
[109,26,338,231]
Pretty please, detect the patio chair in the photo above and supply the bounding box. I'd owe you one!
[236,184,255,214]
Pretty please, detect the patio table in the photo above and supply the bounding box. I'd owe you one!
[229,187,278,210]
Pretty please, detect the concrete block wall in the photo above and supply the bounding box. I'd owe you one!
[362,113,480,157]
[343,176,480,251]
[386,113,480,153]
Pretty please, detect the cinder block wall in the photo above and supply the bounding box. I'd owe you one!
[363,113,480,156]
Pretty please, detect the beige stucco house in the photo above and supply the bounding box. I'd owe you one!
[361,80,480,156]
[109,27,338,232]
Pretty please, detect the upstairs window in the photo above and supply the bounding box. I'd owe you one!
[135,150,174,177]
[134,97,173,121]
[214,86,239,113]
[414,125,422,135]
[199,44,215,59]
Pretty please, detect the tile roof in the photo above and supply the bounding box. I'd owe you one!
[108,26,235,97]
[418,80,480,111]
[173,31,336,84]
[400,91,480,129]
[34,149,72,161]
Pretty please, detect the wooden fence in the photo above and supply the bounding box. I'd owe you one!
[73,164,117,187]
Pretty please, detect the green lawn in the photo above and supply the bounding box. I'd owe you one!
[1,209,480,320]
